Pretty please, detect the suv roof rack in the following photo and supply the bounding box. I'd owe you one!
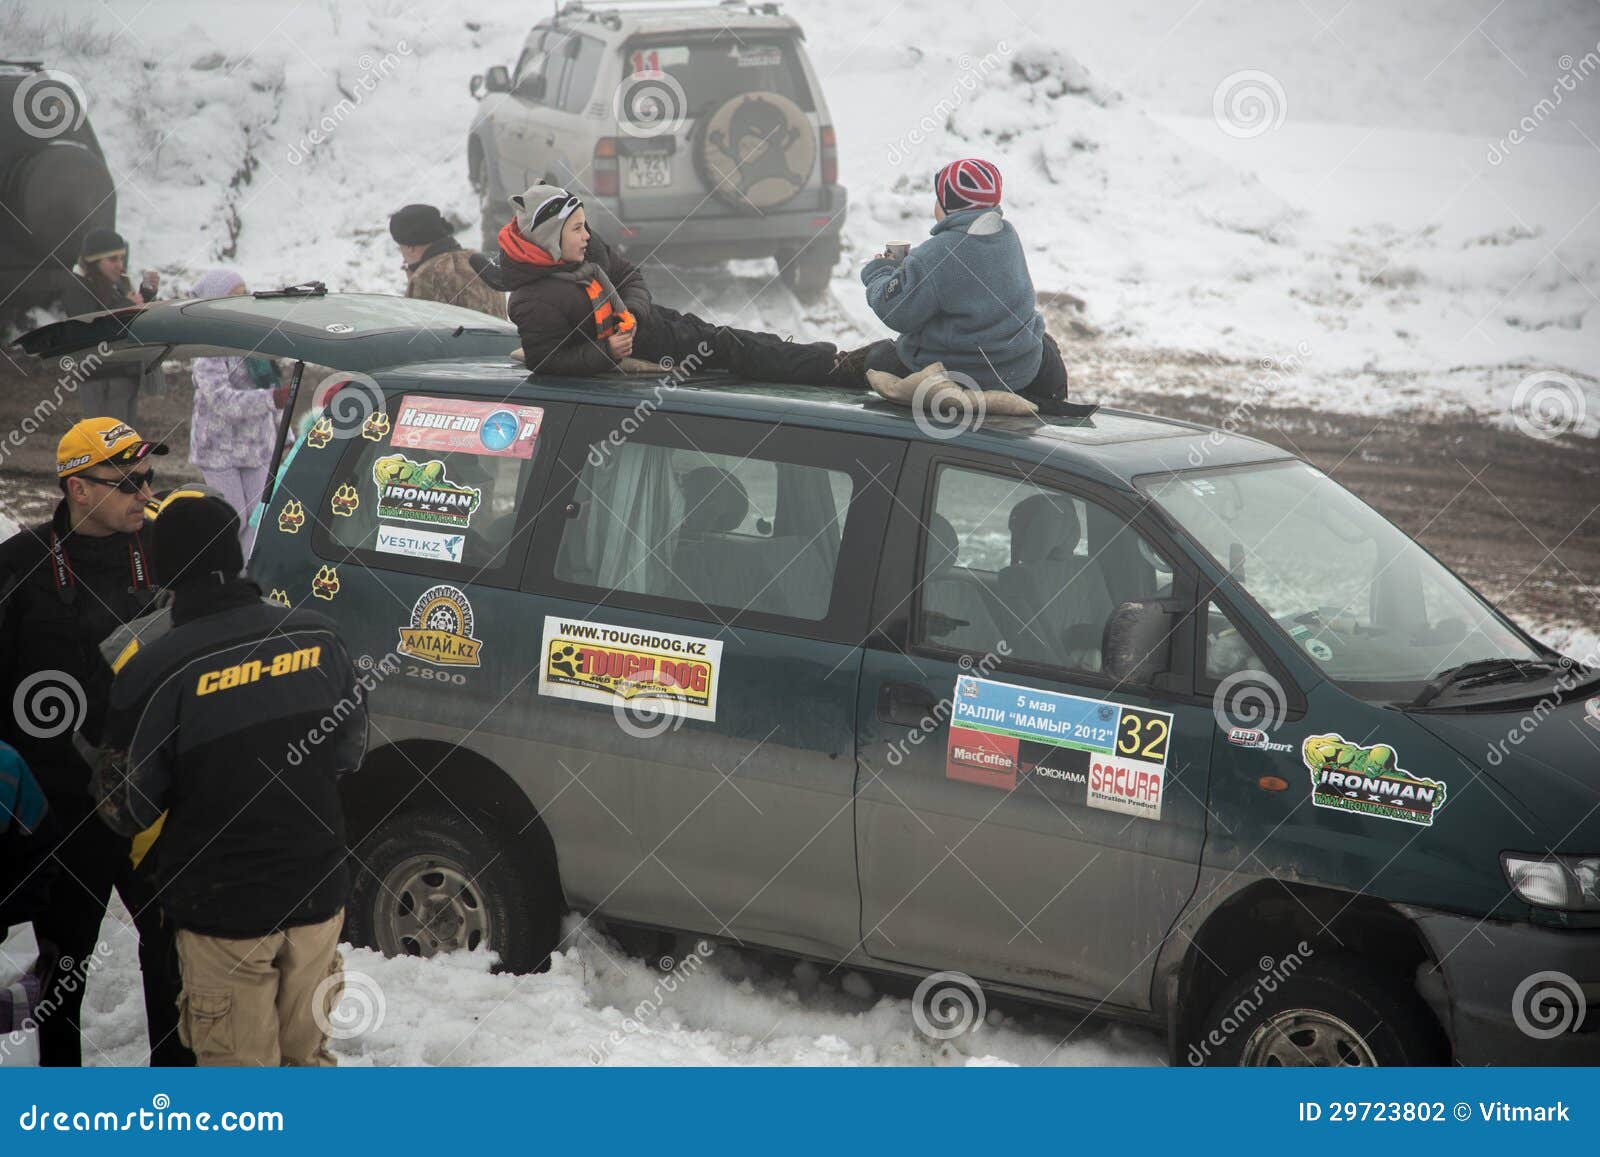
[554,0,782,24]
[254,281,328,298]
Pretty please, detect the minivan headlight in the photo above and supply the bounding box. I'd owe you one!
[1503,854,1600,911]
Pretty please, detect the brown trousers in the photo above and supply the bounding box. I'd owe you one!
[174,909,345,1067]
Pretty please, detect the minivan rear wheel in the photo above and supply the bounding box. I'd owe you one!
[1191,957,1446,1066]
[346,807,562,974]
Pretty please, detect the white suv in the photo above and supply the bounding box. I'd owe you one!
[468,1,846,299]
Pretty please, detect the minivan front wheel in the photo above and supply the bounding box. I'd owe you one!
[346,808,562,974]
[1191,957,1445,1066]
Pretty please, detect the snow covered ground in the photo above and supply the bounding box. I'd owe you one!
[4,0,1597,430]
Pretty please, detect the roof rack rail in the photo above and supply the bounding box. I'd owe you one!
[254,281,328,298]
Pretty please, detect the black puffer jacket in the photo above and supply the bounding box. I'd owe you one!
[500,231,652,376]
[0,503,159,800]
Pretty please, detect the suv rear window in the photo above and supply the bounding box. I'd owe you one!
[624,34,814,113]
[308,393,544,577]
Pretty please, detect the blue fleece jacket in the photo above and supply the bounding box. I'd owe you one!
[860,207,1045,391]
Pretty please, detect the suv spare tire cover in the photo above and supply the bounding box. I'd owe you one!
[9,140,116,262]
[695,90,815,213]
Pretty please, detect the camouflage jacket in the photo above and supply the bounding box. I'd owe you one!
[407,246,509,320]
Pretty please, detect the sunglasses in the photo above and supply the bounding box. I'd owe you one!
[79,468,156,495]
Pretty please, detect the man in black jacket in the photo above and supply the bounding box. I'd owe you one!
[92,493,366,1067]
[497,183,849,384]
[0,416,191,1066]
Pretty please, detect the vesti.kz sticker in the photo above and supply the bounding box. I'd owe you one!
[398,585,483,667]
[392,395,544,459]
[946,675,1171,821]
[538,617,722,722]
[376,525,465,563]
[373,453,482,529]
[1302,733,1447,827]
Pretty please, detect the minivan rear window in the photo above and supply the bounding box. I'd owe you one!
[623,35,815,113]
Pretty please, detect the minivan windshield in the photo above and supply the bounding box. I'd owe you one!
[1141,460,1541,694]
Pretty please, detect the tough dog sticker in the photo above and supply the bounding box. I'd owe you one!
[372,454,482,529]
[1303,733,1447,827]
[537,617,721,722]
[945,675,1172,821]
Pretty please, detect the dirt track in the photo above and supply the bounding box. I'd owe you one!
[1,344,1595,632]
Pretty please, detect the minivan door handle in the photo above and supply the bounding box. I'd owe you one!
[877,681,940,728]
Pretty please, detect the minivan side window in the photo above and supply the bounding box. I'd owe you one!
[917,465,1175,677]
[1203,600,1269,681]
[559,36,604,112]
[553,435,852,622]
[307,393,546,577]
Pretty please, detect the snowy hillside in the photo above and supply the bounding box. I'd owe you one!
[5,0,1597,429]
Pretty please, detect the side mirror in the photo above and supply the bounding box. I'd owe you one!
[484,65,511,94]
[469,73,484,99]
[1102,598,1183,685]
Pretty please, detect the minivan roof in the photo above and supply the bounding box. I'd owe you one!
[379,358,1292,491]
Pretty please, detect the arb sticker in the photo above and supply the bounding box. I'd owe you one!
[393,395,544,459]
[1302,733,1447,827]
[946,675,1171,821]
[373,454,482,529]
[538,617,721,722]
[398,585,482,667]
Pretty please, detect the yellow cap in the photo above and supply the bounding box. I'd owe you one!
[56,417,169,478]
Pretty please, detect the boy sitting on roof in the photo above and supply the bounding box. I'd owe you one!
[859,159,1068,408]
[496,183,850,385]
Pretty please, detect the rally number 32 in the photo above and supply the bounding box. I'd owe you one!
[1116,709,1170,764]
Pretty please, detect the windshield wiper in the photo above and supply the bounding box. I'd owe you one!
[1409,657,1565,709]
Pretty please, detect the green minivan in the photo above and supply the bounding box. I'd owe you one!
[20,291,1600,1066]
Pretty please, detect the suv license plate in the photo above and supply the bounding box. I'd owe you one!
[624,154,672,189]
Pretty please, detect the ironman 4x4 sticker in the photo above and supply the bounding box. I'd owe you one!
[1302,733,1447,827]
[372,454,482,529]
[393,396,544,459]
[946,675,1172,822]
[537,617,722,722]
[397,585,482,667]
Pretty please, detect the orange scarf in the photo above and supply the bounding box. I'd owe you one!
[499,218,635,339]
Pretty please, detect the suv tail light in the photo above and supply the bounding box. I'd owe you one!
[820,125,837,187]
[593,137,619,197]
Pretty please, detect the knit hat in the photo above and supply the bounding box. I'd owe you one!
[188,268,245,299]
[389,203,452,246]
[934,158,1003,213]
[509,183,582,258]
[151,494,244,590]
[79,227,128,263]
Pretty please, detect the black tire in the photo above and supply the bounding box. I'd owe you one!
[346,807,562,974]
[1188,956,1446,1067]
[778,244,836,301]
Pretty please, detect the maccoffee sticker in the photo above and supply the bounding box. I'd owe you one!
[1302,733,1447,827]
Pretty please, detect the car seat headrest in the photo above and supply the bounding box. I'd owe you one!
[1008,492,1080,565]
[925,513,960,577]
[681,467,750,533]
